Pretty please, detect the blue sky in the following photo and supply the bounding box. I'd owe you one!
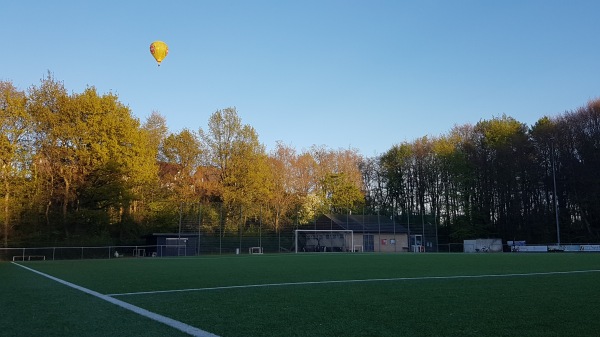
[3,0,599,156]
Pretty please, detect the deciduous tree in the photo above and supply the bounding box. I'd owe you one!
[0,81,32,246]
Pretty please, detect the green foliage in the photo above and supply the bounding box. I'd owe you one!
[6,74,158,244]
[2,74,600,246]
[200,107,273,231]
[160,128,202,201]
[377,106,600,243]
[142,111,168,159]
[0,81,32,247]
[321,172,364,213]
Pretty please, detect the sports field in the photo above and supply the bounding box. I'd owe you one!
[2,253,600,337]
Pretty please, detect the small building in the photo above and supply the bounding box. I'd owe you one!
[300,214,410,253]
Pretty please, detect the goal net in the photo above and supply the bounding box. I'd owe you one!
[294,230,354,253]
[249,247,263,254]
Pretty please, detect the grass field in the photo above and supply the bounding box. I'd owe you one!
[2,253,600,337]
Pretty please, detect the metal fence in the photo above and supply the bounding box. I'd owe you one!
[0,233,298,261]
[4,240,599,261]
[2,245,155,261]
[436,243,600,253]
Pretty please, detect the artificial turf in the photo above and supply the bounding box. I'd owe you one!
[3,253,600,337]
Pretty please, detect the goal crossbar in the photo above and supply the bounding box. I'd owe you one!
[249,247,263,254]
[294,230,354,253]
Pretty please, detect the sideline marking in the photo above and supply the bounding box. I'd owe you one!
[108,269,600,297]
[11,262,219,337]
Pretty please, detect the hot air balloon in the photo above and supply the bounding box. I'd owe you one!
[150,41,168,66]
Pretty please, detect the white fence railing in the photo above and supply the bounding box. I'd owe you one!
[4,242,600,261]
[0,244,194,261]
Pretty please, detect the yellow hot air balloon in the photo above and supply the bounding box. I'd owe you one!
[150,41,168,66]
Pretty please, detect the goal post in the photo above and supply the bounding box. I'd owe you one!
[294,230,354,253]
[133,248,146,257]
[249,247,263,254]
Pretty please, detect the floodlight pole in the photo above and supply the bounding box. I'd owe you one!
[407,208,411,251]
[178,202,183,240]
[198,201,202,256]
[178,202,183,256]
[551,140,560,245]
[259,205,264,252]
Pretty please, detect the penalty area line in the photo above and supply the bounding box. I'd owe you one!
[107,269,600,297]
[11,262,219,337]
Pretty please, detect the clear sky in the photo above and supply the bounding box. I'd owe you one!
[3,0,599,156]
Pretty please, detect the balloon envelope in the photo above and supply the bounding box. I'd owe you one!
[150,41,168,66]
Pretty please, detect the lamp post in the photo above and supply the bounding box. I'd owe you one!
[551,140,560,245]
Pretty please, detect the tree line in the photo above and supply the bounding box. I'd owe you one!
[1,74,598,246]
[367,101,600,244]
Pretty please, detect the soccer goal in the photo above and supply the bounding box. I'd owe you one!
[249,247,263,254]
[12,255,46,261]
[294,230,354,253]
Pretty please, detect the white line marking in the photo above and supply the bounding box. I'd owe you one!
[11,262,219,337]
[107,269,600,297]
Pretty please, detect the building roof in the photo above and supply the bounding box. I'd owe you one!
[151,233,200,237]
[314,214,408,234]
